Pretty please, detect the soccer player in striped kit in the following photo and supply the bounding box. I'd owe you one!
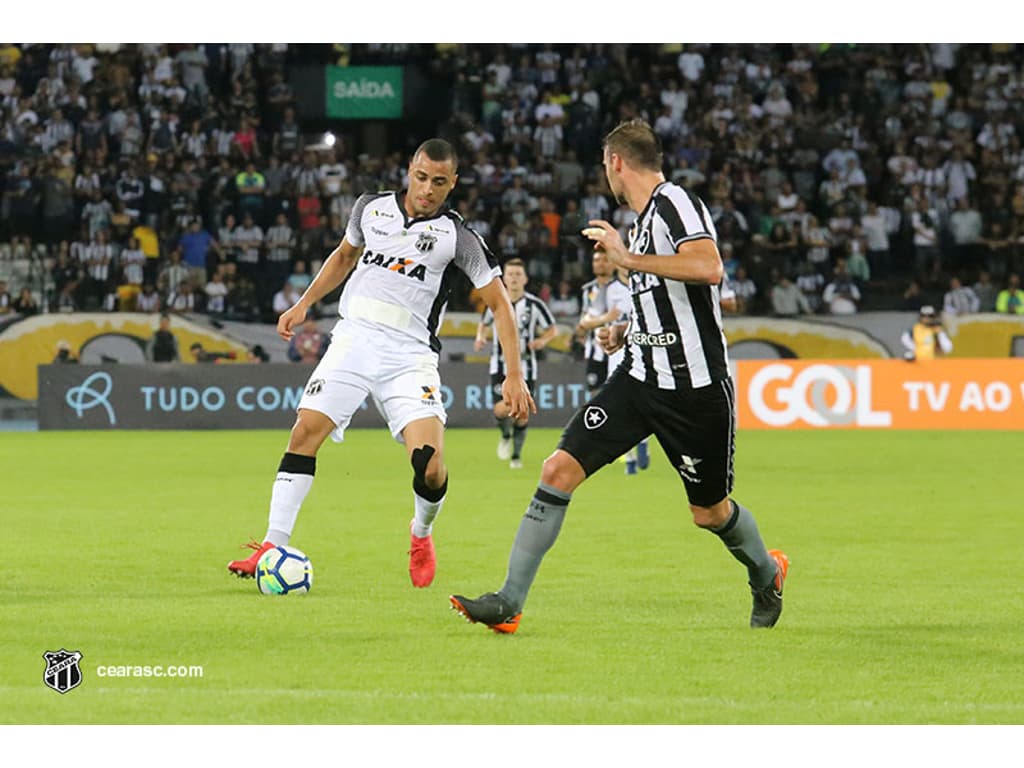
[475,258,557,469]
[451,120,788,632]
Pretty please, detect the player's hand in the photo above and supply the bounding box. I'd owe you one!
[527,339,545,350]
[473,337,486,352]
[277,303,307,341]
[597,323,626,354]
[501,375,537,420]
[583,220,629,266]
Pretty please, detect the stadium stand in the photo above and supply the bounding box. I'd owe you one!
[2,43,1023,325]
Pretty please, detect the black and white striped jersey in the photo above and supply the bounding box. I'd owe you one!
[622,181,729,390]
[342,191,500,353]
[480,291,555,380]
[580,276,631,364]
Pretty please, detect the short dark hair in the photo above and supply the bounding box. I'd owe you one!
[504,258,527,271]
[602,119,663,172]
[413,138,458,172]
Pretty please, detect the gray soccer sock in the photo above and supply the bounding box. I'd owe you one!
[497,416,513,439]
[511,423,527,459]
[712,499,776,588]
[499,483,570,611]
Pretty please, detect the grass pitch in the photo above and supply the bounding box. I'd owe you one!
[2,427,1022,724]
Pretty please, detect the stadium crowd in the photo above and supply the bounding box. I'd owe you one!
[2,42,1024,324]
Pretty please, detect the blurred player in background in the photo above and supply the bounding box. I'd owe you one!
[451,119,787,633]
[576,250,631,399]
[228,138,535,588]
[475,258,556,469]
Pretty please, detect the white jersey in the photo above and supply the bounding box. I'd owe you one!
[580,276,631,365]
[342,191,500,352]
[481,291,555,380]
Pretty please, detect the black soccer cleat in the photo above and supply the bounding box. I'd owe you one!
[750,549,789,628]
[449,592,522,634]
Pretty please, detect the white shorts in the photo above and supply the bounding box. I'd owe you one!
[297,320,447,443]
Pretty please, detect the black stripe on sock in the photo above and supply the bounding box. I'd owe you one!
[534,487,570,507]
[414,476,448,503]
[279,452,316,476]
[715,499,740,535]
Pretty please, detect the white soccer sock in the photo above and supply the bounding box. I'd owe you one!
[411,492,445,539]
[265,471,314,546]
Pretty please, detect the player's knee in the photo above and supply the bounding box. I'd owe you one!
[539,450,583,493]
[411,444,446,490]
[690,499,730,529]
[288,414,328,454]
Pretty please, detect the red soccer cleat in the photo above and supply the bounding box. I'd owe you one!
[227,539,275,578]
[408,526,436,588]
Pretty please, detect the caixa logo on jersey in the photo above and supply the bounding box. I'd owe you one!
[746,363,892,428]
[360,249,427,281]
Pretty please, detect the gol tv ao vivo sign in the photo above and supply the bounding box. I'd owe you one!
[326,66,403,119]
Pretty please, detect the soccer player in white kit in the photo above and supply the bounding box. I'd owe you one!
[228,139,535,587]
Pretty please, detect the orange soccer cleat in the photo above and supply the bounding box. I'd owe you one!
[449,593,522,634]
[750,549,790,628]
[227,539,275,578]
[408,527,436,588]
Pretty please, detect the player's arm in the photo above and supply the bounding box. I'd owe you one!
[477,278,537,418]
[528,322,558,351]
[277,238,361,340]
[473,310,493,352]
[577,306,623,331]
[584,220,723,285]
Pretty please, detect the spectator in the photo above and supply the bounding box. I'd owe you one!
[53,339,78,363]
[770,273,812,317]
[205,267,229,314]
[731,265,757,314]
[0,280,12,315]
[822,261,862,315]
[147,313,179,362]
[942,275,980,317]
[996,273,1024,314]
[973,270,998,312]
[178,218,218,284]
[12,286,39,315]
[190,341,236,363]
[948,197,984,273]
[287,319,327,363]
[548,279,580,321]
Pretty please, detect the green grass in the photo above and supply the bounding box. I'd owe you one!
[2,428,1022,724]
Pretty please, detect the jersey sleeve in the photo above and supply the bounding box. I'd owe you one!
[454,222,501,288]
[535,298,556,330]
[656,186,716,249]
[609,281,633,320]
[344,194,372,247]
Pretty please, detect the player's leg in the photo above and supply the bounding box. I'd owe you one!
[509,378,534,469]
[491,373,514,460]
[653,378,787,627]
[451,369,647,632]
[379,352,449,587]
[229,328,371,578]
[227,408,338,577]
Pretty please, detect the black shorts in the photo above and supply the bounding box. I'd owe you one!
[585,358,608,393]
[490,373,535,404]
[558,368,736,508]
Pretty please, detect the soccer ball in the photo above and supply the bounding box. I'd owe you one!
[256,546,313,595]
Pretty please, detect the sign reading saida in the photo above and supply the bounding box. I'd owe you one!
[326,66,403,119]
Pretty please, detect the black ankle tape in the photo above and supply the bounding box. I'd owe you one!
[278,452,316,476]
